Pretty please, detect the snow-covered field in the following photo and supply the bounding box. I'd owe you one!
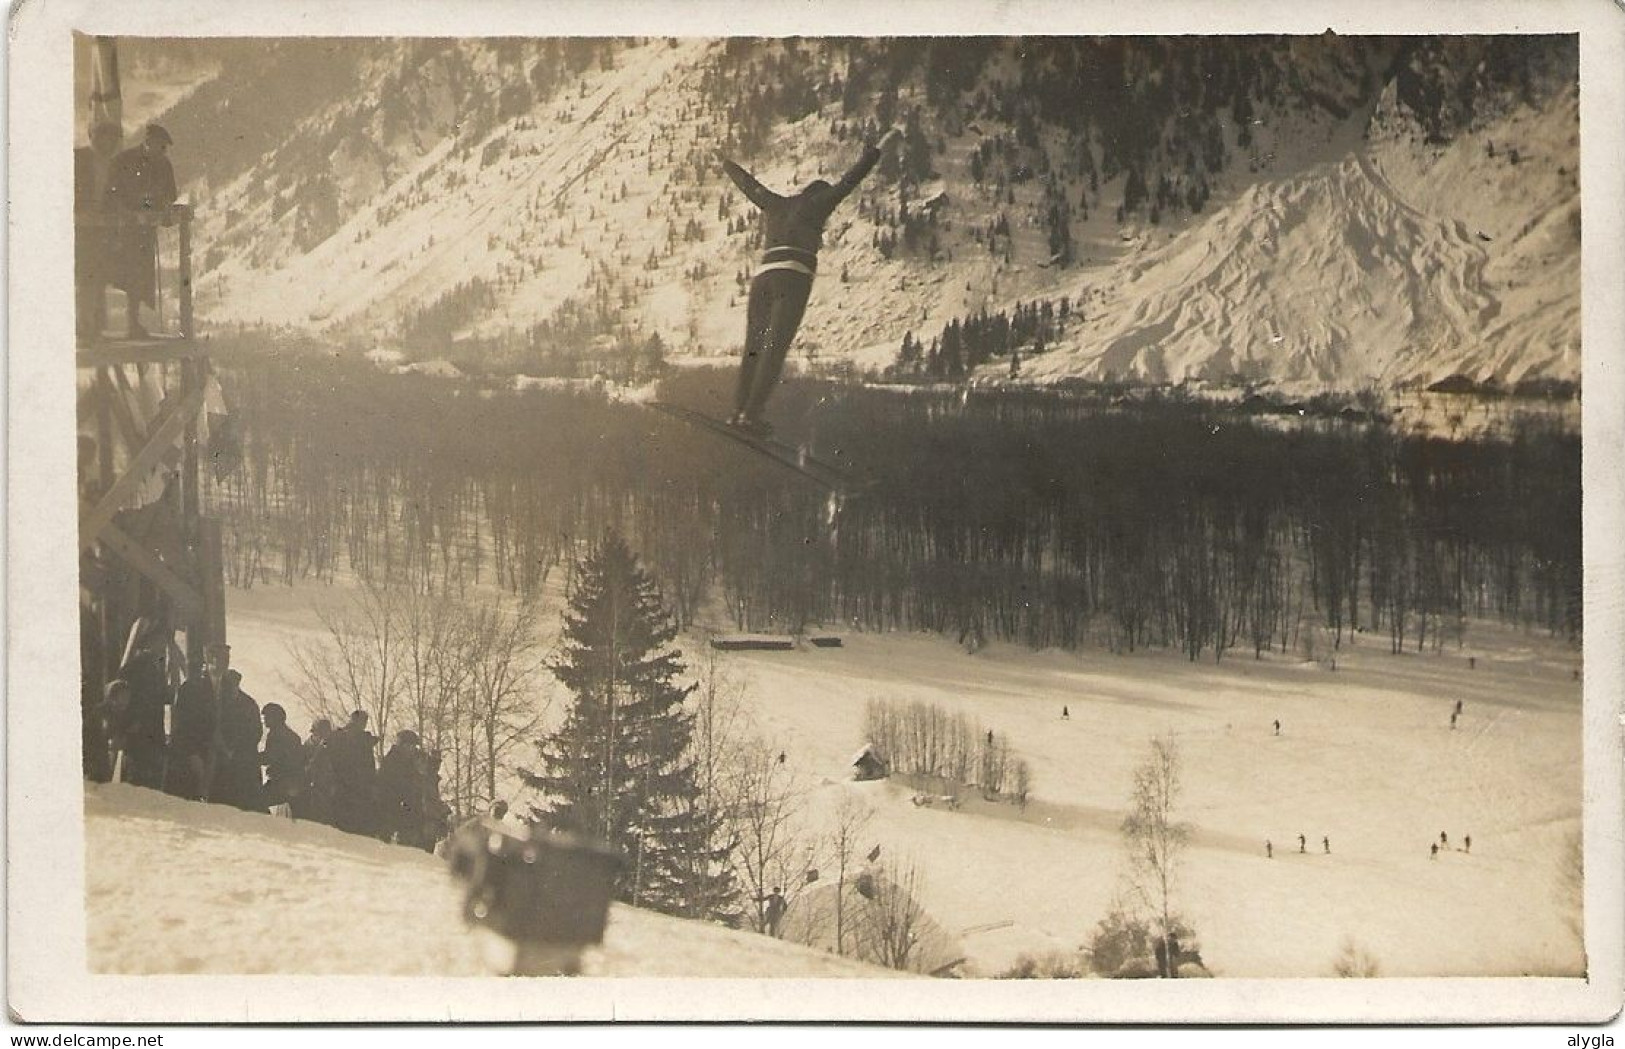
[732,626,1583,978]
[84,783,888,978]
[161,580,1589,980]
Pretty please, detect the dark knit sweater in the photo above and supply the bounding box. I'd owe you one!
[723,144,882,264]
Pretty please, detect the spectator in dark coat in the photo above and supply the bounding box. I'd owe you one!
[291,718,337,825]
[101,679,134,779]
[165,646,226,801]
[259,703,305,817]
[117,617,170,790]
[331,710,380,836]
[82,677,117,783]
[377,730,426,846]
[211,663,265,812]
[103,124,178,338]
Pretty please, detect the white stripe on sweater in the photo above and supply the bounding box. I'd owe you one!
[753,260,817,279]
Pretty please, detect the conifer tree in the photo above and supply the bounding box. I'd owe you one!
[523,533,738,921]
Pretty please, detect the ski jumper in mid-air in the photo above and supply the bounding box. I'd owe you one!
[722,128,901,436]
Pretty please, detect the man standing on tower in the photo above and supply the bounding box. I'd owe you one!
[104,123,178,339]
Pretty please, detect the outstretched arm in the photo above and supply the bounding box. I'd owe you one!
[829,128,902,204]
[829,145,882,203]
[721,157,784,211]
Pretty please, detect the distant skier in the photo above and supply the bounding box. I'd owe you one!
[1265,840,1273,859]
[1440,831,1449,849]
[1298,834,1306,854]
[1322,836,1330,854]
[987,729,995,747]
[1273,719,1281,737]
[720,127,902,436]
[1062,705,1070,720]
[1450,711,1458,730]
[1464,835,1471,854]
[1430,843,1439,859]
[1454,699,1464,717]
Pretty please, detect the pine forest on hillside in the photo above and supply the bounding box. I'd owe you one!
[210,339,1580,660]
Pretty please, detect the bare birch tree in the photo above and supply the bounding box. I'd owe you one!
[285,580,407,746]
[461,595,549,806]
[286,583,551,819]
[727,743,814,934]
[829,793,874,957]
[1120,735,1191,978]
[855,855,930,972]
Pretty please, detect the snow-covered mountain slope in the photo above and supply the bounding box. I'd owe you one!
[84,782,892,978]
[140,36,1577,390]
[1023,141,1577,386]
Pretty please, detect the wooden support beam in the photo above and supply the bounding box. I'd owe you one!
[76,337,206,369]
[101,367,147,455]
[95,368,114,502]
[78,381,207,551]
[95,518,205,622]
[199,517,226,648]
[178,213,194,341]
[182,359,199,528]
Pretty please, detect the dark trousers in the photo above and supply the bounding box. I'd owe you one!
[734,269,813,420]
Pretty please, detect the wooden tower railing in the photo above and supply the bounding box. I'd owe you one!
[77,202,225,689]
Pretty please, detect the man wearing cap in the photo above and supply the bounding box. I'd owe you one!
[165,641,226,801]
[104,124,178,339]
[331,710,380,836]
[259,703,304,818]
[211,649,266,813]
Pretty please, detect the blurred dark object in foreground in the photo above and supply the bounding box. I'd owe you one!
[447,817,623,975]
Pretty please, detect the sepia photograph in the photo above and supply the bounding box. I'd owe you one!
[7,0,1623,1027]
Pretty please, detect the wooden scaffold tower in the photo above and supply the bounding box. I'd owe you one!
[76,34,226,722]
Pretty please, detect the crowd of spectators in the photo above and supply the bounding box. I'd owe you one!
[83,619,453,852]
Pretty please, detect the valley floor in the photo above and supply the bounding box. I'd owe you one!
[191,582,1585,978]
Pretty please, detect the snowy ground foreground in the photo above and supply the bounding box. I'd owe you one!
[84,783,889,978]
[216,581,1585,979]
